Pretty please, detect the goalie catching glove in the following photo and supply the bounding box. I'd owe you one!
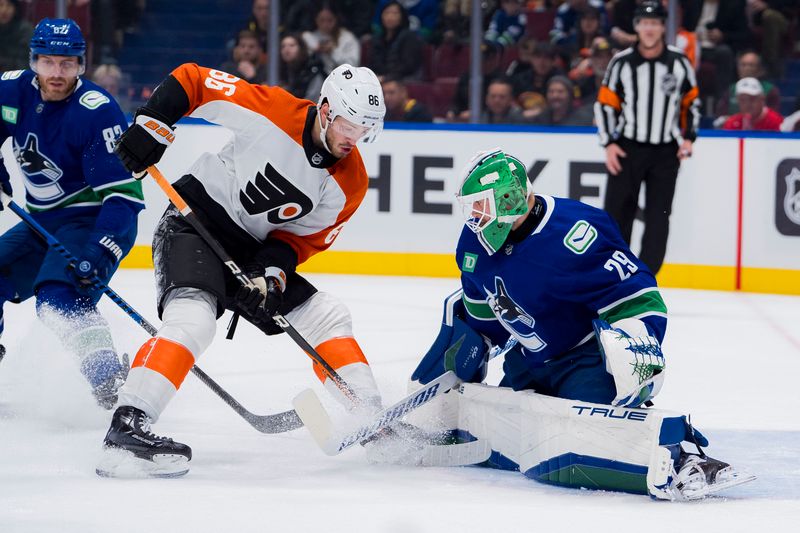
[593,317,665,407]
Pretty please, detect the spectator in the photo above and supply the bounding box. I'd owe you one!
[715,51,781,117]
[511,41,564,120]
[505,36,538,79]
[484,0,527,51]
[560,5,606,58]
[371,0,439,42]
[283,0,316,33]
[303,2,360,73]
[570,37,614,104]
[243,0,271,50]
[222,30,268,84]
[551,0,609,46]
[278,33,326,101]
[448,42,503,122]
[336,0,375,38]
[721,77,783,131]
[0,0,33,72]
[748,1,793,78]
[381,76,433,122]
[533,76,594,126]
[683,0,751,99]
[91,63,133,113]
[368,1,424,80]
[482,77,528,124]
[442,0,499,44]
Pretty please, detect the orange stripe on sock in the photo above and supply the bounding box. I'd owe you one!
[310,337,368,383]
[131,337,195,389]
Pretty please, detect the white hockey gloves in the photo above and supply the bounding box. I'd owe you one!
[593,318,665,407]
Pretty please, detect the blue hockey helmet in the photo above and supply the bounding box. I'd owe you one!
[29,18,87,69]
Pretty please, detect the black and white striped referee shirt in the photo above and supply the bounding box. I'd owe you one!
[594,45,700,147]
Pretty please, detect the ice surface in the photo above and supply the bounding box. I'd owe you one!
[1,271,798,532]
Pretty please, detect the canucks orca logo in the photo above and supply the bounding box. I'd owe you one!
[486,277,547,352]
[15,133,65,201]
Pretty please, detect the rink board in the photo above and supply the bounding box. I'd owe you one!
[2,124,799,294]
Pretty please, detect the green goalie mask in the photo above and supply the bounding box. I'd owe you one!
[456,149,530,255]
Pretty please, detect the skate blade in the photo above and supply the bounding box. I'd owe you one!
[681,471,757,500]
[96,446,189,479]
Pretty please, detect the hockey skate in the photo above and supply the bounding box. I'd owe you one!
[670,453,756,500]
[0,343,5,365]
[96,406,192,478]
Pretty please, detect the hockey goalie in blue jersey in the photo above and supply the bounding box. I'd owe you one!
[407,149,754,500]
[0,19,144,408]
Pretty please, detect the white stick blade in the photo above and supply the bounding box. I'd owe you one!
[292,388,339,455]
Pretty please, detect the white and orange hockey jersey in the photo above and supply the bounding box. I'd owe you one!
[169,63,368,266]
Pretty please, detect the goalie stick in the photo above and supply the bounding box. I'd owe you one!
[292,370,460,455]
[294,337,522,459]
[146,165,363,406]
[0,193,301,434]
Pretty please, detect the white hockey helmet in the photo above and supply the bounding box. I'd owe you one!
[317,64,385,153]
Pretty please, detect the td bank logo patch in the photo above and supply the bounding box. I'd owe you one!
[1,106,17,124]
[462,252,478,272]
[776,159,800,236]
[564,220,597,254]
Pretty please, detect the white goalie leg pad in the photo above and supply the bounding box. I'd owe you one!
[118,288,217,421]
[456,383,687,497]
[403,379,462,433]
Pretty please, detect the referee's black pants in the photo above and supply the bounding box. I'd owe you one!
[603,139,680,275]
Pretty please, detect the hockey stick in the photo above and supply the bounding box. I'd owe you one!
[292,370,460,455]
[145,164,363,406]
[295,336,520,458]
[0,194,301,434]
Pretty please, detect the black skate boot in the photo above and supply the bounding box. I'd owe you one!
[672,452,756,500]
[0,343,5,365]
[96,406,192,478]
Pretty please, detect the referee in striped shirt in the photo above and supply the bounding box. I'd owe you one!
[594,0,700,275]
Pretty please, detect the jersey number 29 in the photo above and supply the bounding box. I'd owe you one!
[604,250,638,281]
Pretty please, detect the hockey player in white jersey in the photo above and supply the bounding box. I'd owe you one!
[405,149,754,500]
[96,63,386,477]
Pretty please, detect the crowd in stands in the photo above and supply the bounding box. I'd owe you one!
[2,0,799,132]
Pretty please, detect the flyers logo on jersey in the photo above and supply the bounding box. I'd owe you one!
[240,163,313,224]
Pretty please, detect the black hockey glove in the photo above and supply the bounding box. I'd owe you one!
[114,112,175,175]
[234,266,286,325]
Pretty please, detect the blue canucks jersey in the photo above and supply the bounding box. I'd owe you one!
[0,69,143,235]
[457,195,667,366]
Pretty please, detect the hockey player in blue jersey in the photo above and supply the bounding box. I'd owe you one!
[0,18,144,408]
[407,149,753,500]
